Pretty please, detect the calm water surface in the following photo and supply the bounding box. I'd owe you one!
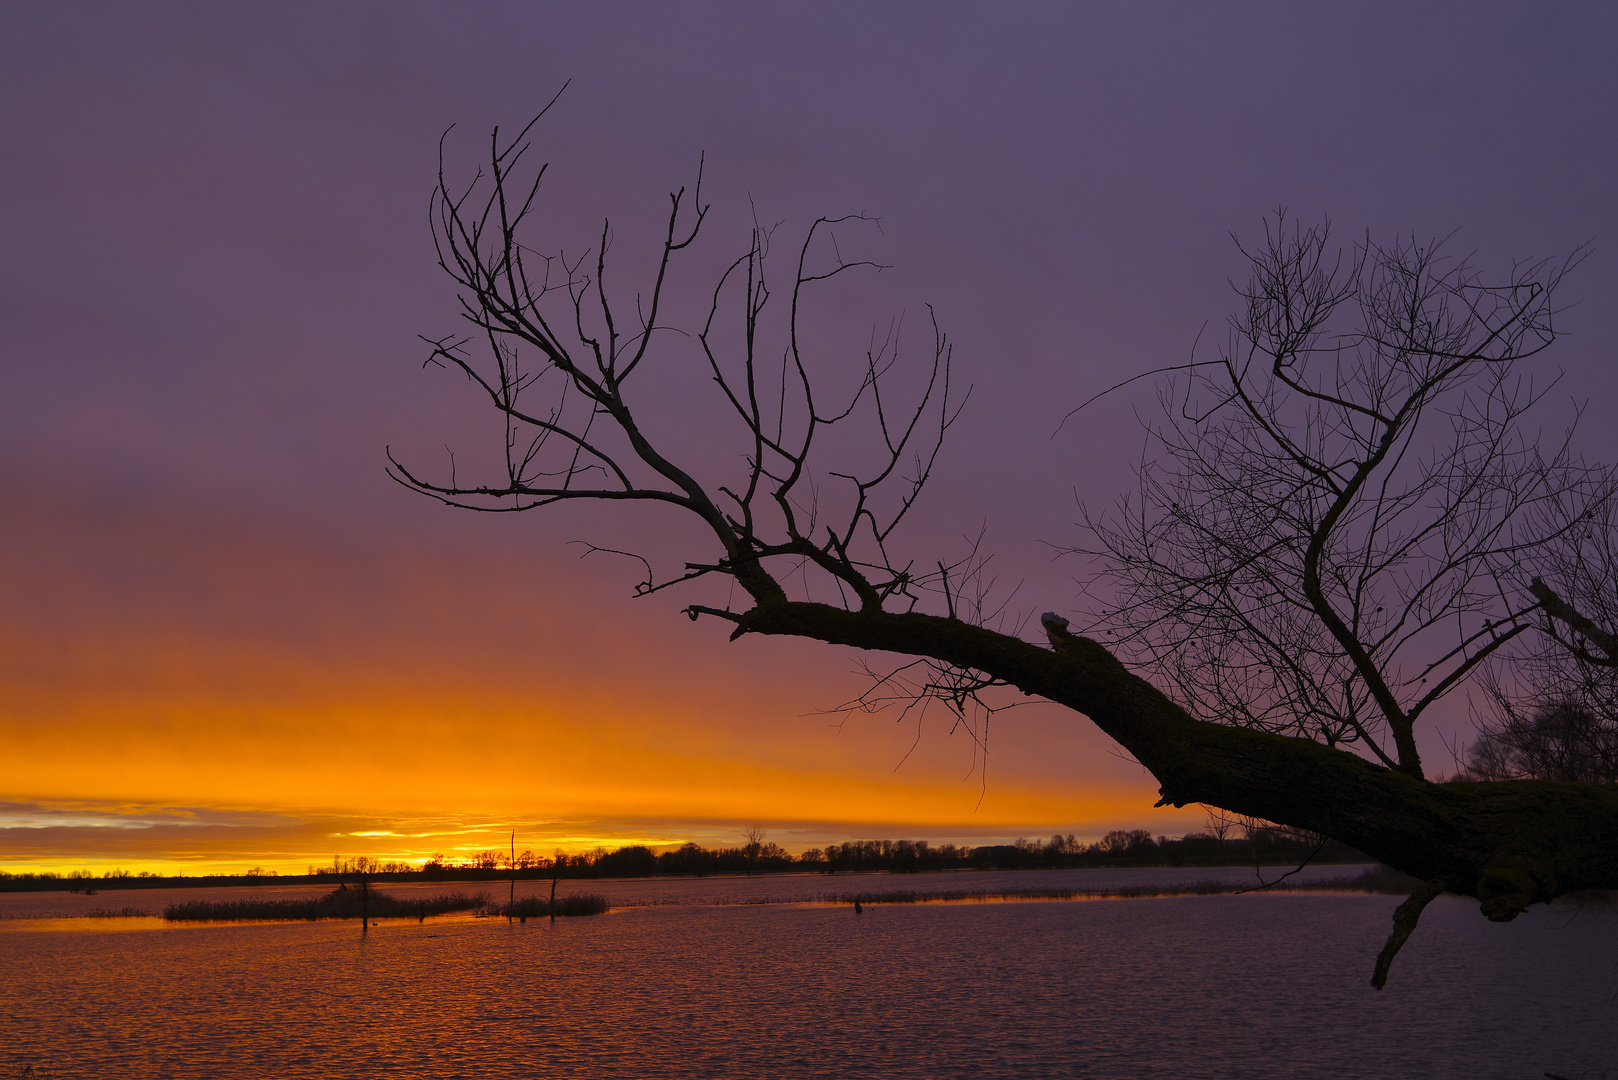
[0,863,1387,919]
[2,870,1614,1078]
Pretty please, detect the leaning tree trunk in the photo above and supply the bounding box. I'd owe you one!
[734,600,1618,982]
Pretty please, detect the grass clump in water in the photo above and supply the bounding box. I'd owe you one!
[163,885,486,922]
[828,865,1427,907]
[1283,864,1422,894]
[84,906,152,918]
[500,894,609,918]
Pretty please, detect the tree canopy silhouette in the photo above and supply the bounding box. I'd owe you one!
[393,105,1618,987]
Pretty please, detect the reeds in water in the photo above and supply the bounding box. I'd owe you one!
[162,886,486,922]
[500,894,609,918]
[828,865,1427,907]
[161,885,611,922]
[84,906,152,918]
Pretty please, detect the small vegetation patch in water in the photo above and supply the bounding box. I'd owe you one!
[162,886,486,922]
[161,885,612,922]
[502,894,610,918]
[827,866,1429,907]
[84,906,152,918]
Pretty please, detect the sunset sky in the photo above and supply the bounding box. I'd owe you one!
[2,3,1615,874]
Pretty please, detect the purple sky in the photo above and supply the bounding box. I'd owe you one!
[2,2,1615,870]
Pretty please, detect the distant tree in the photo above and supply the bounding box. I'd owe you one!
[741,828,767,874]
[1465,698,1618,784]
[658,842,709,875]
[395,107,1618,986]
[595,845,658,877]
[1203,810,1238,858]
[1096,830,1156,859]
[1465,507,1618,783]
[1045,833,1080,860]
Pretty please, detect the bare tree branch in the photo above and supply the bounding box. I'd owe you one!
[392,114,963,620]
[396,122,1618,989]
[1068,214,1610,778]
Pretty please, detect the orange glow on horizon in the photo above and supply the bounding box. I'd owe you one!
[1,487,1201,876]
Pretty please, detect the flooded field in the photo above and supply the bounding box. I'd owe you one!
[2,868,1615,1077]
[0,863,1393,920]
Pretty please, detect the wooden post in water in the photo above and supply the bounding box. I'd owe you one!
[509,830,516,924]
[360,876,369,932]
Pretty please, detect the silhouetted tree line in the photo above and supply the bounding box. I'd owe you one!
[0,826,1366,892]
[316,826,1364,879]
